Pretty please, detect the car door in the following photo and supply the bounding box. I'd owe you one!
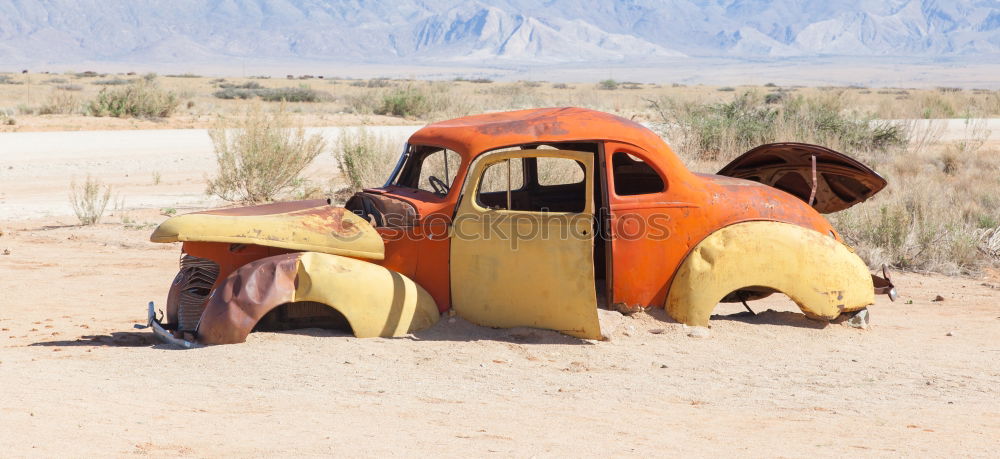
[450,149,601,339]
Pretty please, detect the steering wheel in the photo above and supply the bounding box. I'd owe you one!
[428,175,450,195]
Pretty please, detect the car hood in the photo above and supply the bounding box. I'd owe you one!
[716,142,887,214]
[150,199,385,260]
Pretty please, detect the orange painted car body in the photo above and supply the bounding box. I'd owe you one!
[366,107,837,312]
[153,107,887,345]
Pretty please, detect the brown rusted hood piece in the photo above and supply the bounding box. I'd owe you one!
[717,142,887,213]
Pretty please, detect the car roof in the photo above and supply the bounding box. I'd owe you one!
[407,107,671,161]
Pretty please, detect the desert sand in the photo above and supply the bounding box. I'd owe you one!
[1,126,998,457]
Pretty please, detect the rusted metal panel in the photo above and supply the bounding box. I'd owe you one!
[665,221,875,326]
[450,149,602,339]
[717,142,887,213]
[196,252,438,345]
[151,201,385,260]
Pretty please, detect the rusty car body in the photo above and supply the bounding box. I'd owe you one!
[147,107,895,346]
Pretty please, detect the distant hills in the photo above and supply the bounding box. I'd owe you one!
[1,0,997,71]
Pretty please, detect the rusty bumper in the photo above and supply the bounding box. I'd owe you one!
[872,265,899,301]
[145,301,199,348]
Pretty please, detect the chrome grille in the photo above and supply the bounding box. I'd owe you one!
[176,254,220,332]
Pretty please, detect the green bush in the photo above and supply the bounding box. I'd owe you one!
[94,78,130,85]
[597,79,619,90]
[258,87,329,102]
[375,85,432,118]
[650,90,908,161]
[86,79,180,118]
[219,81,263,90]
[213,88,258,100]
[764,92,785,104]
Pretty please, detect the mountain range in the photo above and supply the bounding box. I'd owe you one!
[0,0,997,68]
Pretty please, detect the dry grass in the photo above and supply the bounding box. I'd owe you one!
[69,175,112,225]
[0,71,997,274]
[828,119,998,275]
[649,90,907,162]
[332,127,400,194]
[2,72,996,131]
[206,104,326,203]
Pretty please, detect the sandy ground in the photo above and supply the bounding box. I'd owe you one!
[0,219,998,457]
[1,125,999,456]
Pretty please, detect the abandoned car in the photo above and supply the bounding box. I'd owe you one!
[147,107,896,346]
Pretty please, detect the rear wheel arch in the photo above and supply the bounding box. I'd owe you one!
[665,221,874,326]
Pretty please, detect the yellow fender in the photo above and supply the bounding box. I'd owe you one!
[665,221,874,326]
[197,252,439,344]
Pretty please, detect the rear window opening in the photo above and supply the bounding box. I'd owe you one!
[612,151,665,196]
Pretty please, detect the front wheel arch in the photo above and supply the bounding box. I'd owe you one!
[196,252,439,344]
[665,221,874,326]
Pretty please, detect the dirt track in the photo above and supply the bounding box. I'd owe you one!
[1,126,999,456]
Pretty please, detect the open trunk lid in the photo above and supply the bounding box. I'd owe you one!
[150,199,385,260]
[717,142,887,213]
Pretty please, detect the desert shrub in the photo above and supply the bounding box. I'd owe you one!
[37,90,80,115]
[650,90,908,162]
[166,73,201,78]
[219,81,262,90]
[830,159,997,275]
[597,79,619,90]
[0,75,22,85]
[86,79,180,118]
[94,78,131,85]
[0,109,15,125]
[69,175,112,225]
[349,78,392,88]
[213,88,258,100]
[206,105,326,203]
[333,127,400,191]
[55,84,83,91]
[74,71,100,78]
[376,85,433,118]
[45,78,68,84]
[621,82,642,90]
[764,92,785,104]
[717,86,736,92]
[552,83,569,89]
[917,93,957,119]
[258,87,329,102]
